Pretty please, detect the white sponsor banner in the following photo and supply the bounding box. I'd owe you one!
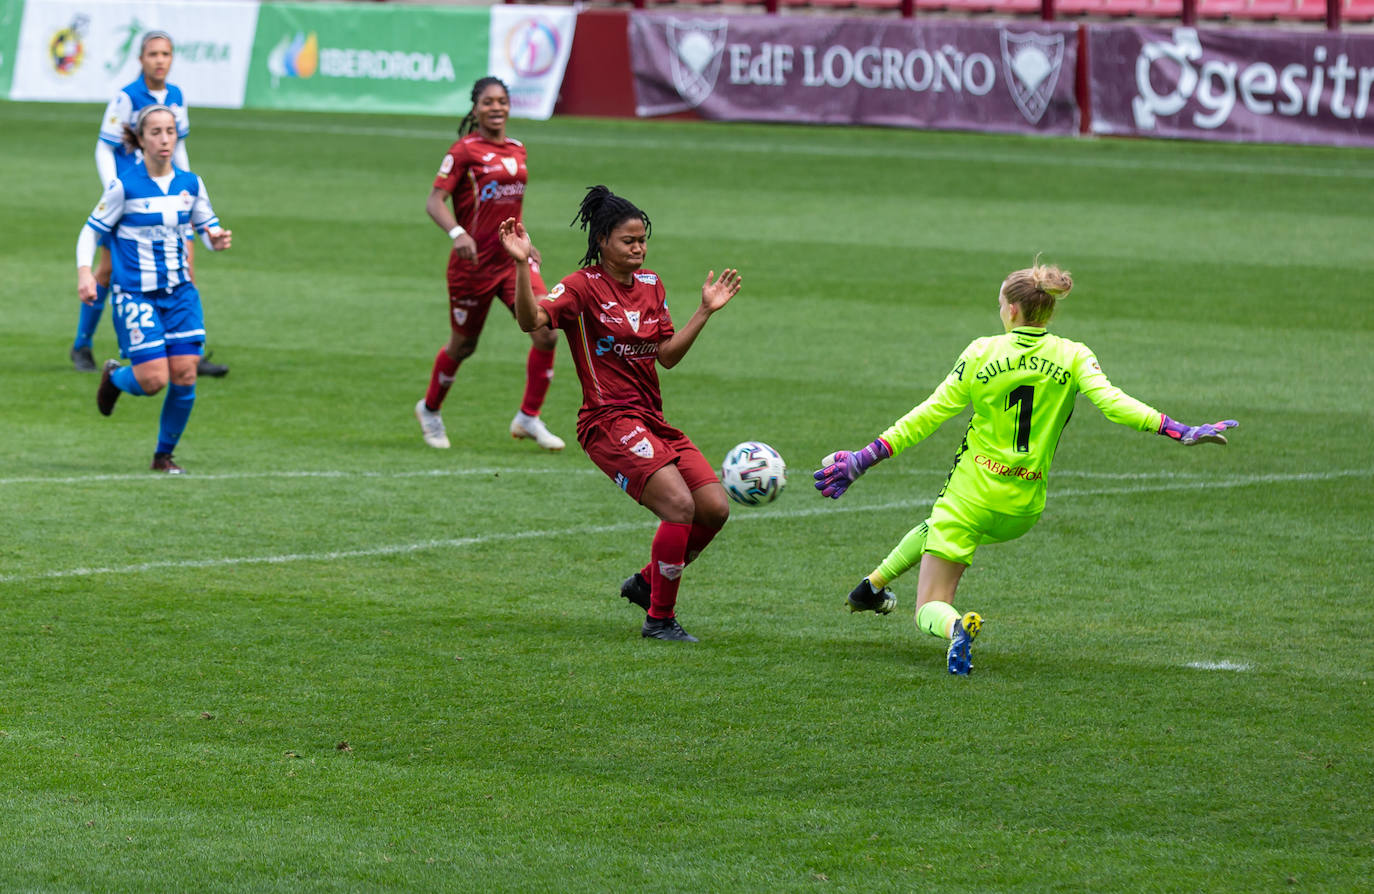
[488,4,575,121]
[11,0,259,107]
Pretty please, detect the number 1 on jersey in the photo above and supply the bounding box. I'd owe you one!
[1006,385,1034,453]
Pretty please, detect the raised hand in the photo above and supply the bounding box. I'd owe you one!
[700,268,742,313]
[1160,415,1239,446]
[498,218,531,263]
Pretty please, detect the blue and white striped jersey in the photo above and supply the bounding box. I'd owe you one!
[97,75,189,177]
[85,165,219,294]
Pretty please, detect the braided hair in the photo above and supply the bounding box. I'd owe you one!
[458,76,509,136]
[572,185,652,269]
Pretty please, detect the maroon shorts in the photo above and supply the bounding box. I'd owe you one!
[579,413,720,503]
[446,258,548,338]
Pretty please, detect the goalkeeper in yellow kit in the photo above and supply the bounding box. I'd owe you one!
[813,261,1238,675]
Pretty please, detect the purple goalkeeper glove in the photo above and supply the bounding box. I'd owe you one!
[1159,415,1239,446]
[813,438,892,499]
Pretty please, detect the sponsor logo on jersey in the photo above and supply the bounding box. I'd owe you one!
[478,181,526,203]
[600,301,619,310]
[547,283,565,299]
[975,454,1044,481]
[438,154,455,176]
[625,310,641,333]
[999,30,1065,126]
[633,272,658,285]
[583,271,602,280]
[599,313,623,324]
[630,438,655,459]
[619,425,647,445]
[596,335,615,356]
[481,152,496,162]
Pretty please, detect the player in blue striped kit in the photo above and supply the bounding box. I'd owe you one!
[73,30,227,378]
[76,104,232,473]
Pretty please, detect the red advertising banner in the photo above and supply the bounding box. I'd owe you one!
[1088,25,1374,147]
[628,13,1080,136]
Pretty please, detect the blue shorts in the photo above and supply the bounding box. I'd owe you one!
[110,281,206,363]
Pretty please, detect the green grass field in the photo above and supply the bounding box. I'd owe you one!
[1,100,1371,892]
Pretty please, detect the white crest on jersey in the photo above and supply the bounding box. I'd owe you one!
[625,310,641,333]
[502,157,518,176]
[630,437,654,459]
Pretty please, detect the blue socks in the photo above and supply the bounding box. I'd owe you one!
[156,383,196,455]
[110,364,147,396]
[73,283,108,350]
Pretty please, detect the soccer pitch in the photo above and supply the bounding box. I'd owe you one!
[1,100,1371,891]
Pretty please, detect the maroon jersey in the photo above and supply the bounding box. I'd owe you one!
[541,265,676,430]
[433,134,529,274]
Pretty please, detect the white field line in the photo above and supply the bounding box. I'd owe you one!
[221,121,1374,181]
[0,467,596,486]
[1185,661,1254,671]
[1,468,1366,584]
[0,465,1326,488]
[5,104,1368,181]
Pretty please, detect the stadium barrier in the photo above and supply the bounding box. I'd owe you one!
[4,0,574,116]
[510,0,1374,28]
[567,8,1374,146]
[4,0,1372,146]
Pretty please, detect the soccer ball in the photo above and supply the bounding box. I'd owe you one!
[721,441,787,506]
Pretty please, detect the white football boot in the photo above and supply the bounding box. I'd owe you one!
[415,399,450,449]
[510,411,565,451]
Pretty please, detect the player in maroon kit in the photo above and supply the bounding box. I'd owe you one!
[415,76,564,452]
[497,187,743,642]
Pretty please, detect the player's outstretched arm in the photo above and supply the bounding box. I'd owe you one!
[499,218,549,333]
[658,268,742,368]
[1158,415,1238,446]
[813,438,892,499]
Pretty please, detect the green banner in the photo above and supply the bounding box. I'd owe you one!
[244,1,489,115]
[0,0,22,98]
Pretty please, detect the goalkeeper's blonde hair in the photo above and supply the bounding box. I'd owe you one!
[1003,259,1072,326]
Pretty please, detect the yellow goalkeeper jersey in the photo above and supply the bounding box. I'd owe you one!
[881,327,1163,516]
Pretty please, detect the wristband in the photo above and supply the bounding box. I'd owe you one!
[447,225,466,240]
